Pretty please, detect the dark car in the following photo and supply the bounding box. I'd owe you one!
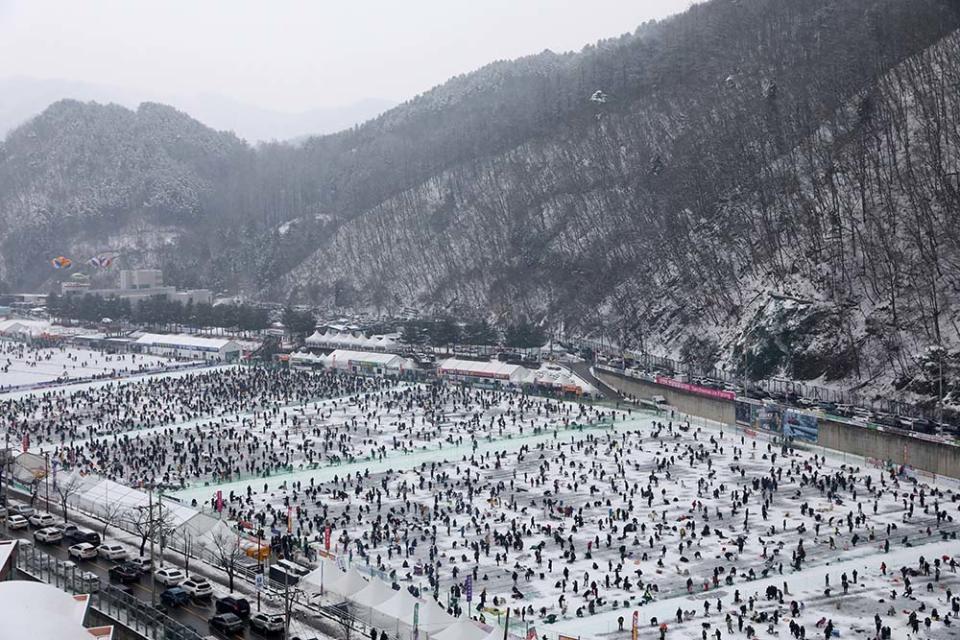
[69,529,102,546]
[215,595,251,618]
[160,586,191,608]
[108,562,142,584]
[209,613,246,634]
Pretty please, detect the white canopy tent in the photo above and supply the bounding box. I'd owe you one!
[349,579,397,608]
[324,566,369,599]
[373,588,418,620]
[301,557,345,594]
[430,618,492,640]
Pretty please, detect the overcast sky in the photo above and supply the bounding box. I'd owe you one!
[0,0,696,112]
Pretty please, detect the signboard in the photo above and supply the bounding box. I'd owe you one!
[783,409,818,441]
[465,575,473,602]
[255,573,264,591]
[754,403,782,433]
[655,376,736,401]
[632,610,639,640]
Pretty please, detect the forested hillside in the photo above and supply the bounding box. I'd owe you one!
[1,0,959,399]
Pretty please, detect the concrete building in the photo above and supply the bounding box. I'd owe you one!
[134,333,241,361]
[66,268,212,306]
[119,268,163,290]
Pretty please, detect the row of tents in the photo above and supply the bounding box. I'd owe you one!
[301,559,506,640]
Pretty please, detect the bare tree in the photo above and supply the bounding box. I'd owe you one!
[210,530,246,593]
[124,501,176,557]
[97,500,126,539]
[54,474,85,524]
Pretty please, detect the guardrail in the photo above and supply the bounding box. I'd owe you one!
[12,539,205,640]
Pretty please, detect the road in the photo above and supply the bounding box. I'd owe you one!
[0,512,278,640]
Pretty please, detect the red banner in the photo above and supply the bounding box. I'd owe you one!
[324,526,331,551]
[655,376,736,400]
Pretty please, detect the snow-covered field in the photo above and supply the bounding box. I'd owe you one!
[3,363,958,639]
[0,339,189,390]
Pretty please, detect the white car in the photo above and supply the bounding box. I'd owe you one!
[34,526,64,544]
[181,576,213,599]
[154,567,186,586]
[68,542,99,560]
[98,543,128,560]
[28,512,57,528]
[7,514,29,530]
[250,612,285,633]
[129,556,153,572]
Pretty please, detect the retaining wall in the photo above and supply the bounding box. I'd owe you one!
[817,418,960,479]
[595,367,960,479]
[594,368,735,425]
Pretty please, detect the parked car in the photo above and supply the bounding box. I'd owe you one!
[55,559,77,574]
[128,556,153,573]
[34,526,64,544]
[181,577,213,599]
[55,523,80,539]
[9,504,35,518]
[69,529,102,546]
[7,514,29,530]
[108,562,142,584]
[0,506,7,522]
[209,613,245,634]
[28,512,57,528]
[160,586,191,607]
[215,596,251,618]
[249,612,285,634]
[98,543,128,560]
[154,567,186,586]
[67,571,101,593]
[68,542,99,560]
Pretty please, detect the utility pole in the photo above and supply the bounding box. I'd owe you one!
[149,488,157,607]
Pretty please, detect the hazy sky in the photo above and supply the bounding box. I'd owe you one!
[0,0,696,112]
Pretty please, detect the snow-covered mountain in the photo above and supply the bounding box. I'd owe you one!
[0,76,394,143]
[1,0,960,404]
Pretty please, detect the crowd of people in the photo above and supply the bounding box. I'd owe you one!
[3,352,960,639]
[3,365,611,490]
[0,338,178,390]
[221,417,960,639]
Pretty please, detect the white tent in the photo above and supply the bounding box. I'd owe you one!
[373,588,419,622]
[349,578,397,608]
[325,566,369,599]
[403,598,454,631]
[301,557,345,593]
[430,618,491,640]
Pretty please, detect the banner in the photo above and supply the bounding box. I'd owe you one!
[754,403,782,433]
[783,409,818,441]
[632,610,639,640]
[655,376,736,401]
[324,526,331,551]
[216,490,223,513]
[465,575,473,602]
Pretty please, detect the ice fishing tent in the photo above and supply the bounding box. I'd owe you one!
[430,618,491,640]
[325,566,369,599]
